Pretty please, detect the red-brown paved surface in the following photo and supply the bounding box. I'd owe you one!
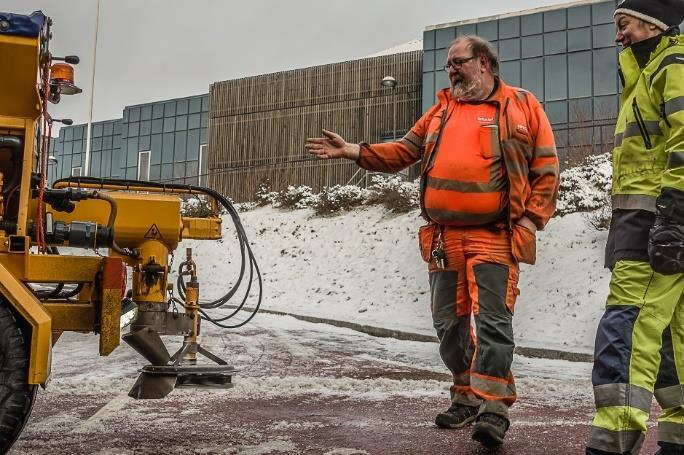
[11,317,661,454]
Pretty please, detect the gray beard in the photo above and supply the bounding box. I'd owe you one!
[451,76,483,100]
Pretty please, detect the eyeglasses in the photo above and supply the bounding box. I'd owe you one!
[443,56,476,72]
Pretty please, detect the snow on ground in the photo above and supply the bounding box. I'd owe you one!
[180,206,609,355]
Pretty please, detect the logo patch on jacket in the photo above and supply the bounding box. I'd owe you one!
[516,124,529,134]
[477,116,494,124]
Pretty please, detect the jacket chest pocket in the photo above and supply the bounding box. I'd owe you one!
[479,124,501,159]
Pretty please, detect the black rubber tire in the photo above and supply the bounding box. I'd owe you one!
[0,301,38,454]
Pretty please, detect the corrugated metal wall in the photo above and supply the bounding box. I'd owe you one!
[208,51,422,202]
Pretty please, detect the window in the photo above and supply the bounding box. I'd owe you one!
[521,13,542,36]
[522,35,543,58]
[592,2,615,25]
[456,24,476,37]
[500,61,521,86]
[423,30,436,50]
[436,27,455,49]
[568,28,591,51]
[544,10,566,32]
[568,5,591,28]
[71,166,82,177]
[499,39,520,61]
[138,151,151,181]
[569,51,592,98]
[522,58,544,100]
[593,24,615,48]
[545,55,567,101]
[477,21,497,41]
[199,144,207,186]
[544,31,567,55]
[499,17,520,39]
[593,48,618,95]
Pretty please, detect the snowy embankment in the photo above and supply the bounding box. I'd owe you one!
[180,154,612,355]
[182,206,609,356]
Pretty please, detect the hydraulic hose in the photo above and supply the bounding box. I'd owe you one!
[89,191,139,258]
[53,176,262,329]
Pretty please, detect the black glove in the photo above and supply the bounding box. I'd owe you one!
[648,188,684,275]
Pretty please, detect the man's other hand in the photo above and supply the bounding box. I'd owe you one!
[305,129,360,160]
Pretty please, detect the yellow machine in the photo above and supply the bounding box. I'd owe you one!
[0,11,261,452]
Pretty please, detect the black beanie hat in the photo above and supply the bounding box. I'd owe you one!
[614,0,684,30]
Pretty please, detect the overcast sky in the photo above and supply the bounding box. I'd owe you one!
[4,0,581,126]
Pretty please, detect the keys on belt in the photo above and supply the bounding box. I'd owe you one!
[432,247,446,269]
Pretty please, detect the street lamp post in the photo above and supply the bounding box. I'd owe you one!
[381,75,398,141]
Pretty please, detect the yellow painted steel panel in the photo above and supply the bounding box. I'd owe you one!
[0,35,41,119]
[25,255,102,282]
[0,262,52,385]
[181,217,222,240]
[43,303,94,332]
[50,193,182,250]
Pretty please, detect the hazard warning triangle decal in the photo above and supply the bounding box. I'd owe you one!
[144,224,163,240]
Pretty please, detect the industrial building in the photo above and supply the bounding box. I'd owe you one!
[51,0,680,201]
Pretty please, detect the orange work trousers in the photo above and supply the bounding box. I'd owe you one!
[420,224,520,417]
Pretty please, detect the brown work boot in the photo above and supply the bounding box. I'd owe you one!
[435,404,479,429]
[471,413,510,446]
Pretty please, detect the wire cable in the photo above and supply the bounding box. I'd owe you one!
[52,176,262,329]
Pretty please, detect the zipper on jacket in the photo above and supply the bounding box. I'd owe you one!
[632,98,652,149]
[660,102,672,128]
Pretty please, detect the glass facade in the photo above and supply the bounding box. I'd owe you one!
[50,94,209,186]
[423,1,622,125]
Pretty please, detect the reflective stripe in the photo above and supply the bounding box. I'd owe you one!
[529,164,559,181]
[622,121,663,140]
[667,151,684,169]
[650,53,684,85]
[611,194,657,212]
[426,207,507,225]
[401,131,423,154]
[504,137,533,161]
[452,370,471,386]
[534,146,557,158]
[654,384,684,409]
[614,121,664,148]
[587,426,645,454]
[658,422,684,444]
[471,373,516,401]
[425,132,439,144]
[426,175,505,193]
[664,96,684,117]
[593,383,653,413]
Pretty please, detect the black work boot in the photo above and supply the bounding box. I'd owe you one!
[435,404,479,428]
[471,413,510,446]
[655,442,684,455]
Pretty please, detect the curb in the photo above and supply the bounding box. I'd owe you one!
[225,305,593,363]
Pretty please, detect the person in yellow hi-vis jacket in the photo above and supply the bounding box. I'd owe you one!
[586,1,684,454]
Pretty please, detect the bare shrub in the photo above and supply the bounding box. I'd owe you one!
[255,181,278,206]
[366,175,419,213]
[182,197,219,218]
[276,185,318,209]
[557,153,612,215]
[312,185,368,215]
[582,191,612,231]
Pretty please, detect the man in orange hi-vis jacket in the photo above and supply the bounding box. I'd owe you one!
[306,35,559,447]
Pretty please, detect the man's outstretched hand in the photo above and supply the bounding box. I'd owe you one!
[305,129,360,161]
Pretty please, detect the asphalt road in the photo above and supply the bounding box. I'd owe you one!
[11,314,661,454]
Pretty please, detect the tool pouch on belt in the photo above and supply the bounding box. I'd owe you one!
[511,224,536,265]
[418,223,437,263]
